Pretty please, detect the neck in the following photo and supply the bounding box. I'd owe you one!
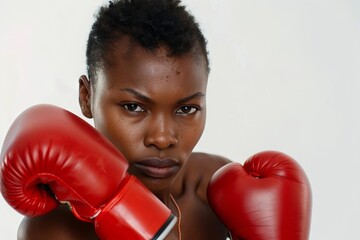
[152,172,183,205]
[154,191,172,206]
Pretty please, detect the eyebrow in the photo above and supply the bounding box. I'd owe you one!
[119,88,153,103]
[176,92,205,105]
[119,88,205,104]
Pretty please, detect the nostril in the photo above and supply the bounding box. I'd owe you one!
[144,135,178,150]
[167,142,176,149]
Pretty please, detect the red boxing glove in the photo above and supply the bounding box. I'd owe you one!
[0,104,176,240]
[207,151,312,240]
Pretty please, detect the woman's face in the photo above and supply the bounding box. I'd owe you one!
[79,43,208,195]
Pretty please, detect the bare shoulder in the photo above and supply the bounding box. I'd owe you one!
[188,152,232,169]
[17,205,99,240]
[174,152,232,203]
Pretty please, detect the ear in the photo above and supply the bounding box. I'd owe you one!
[78,75,93,118]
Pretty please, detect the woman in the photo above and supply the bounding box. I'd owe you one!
[17,0,231,239]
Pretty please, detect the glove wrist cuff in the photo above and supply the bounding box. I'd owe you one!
[94,175,177,240]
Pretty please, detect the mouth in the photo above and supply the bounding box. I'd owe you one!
[132,158,180,179]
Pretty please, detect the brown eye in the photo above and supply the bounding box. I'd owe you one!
[176,106,198,115]
[122,103,144,112]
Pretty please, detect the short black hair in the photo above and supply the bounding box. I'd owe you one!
[86,0,209,81]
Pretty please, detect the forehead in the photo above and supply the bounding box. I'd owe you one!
[97,40,208,93]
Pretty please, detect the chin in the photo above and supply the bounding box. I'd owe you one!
[128,165,180,195]
[136,174,176,196]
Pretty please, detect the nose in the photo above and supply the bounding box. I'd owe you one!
[144,114,178,150]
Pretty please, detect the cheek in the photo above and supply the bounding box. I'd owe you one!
[106,118,144,156]
[93,108,140,156]
[180,113,206,151]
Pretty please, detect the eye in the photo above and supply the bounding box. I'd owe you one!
[122,103,145,112]
[176,106,199,115]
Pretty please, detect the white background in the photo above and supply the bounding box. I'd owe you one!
[1,0,359,239]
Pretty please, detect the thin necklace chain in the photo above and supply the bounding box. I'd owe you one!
[170,194,182,240]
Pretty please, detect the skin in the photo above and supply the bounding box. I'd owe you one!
[17,39,231,240]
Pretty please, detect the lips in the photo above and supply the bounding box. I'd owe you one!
[133,158,180,179]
